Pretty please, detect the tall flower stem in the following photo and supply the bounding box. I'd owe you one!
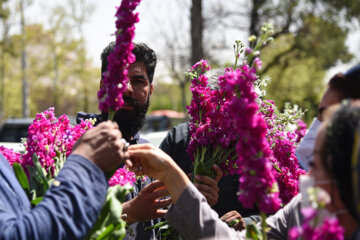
[260,211,268,240]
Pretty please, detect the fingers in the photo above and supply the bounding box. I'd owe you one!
[199,190,218,206]
[220,210,239,221]
[154,198,172,209]
[195,175,219,192]
[144,180,165,192]
[212,164,223,183]
[195,182,219,206]
[128,143,154,151]
[153,209,168,219]
[220,211,245,231]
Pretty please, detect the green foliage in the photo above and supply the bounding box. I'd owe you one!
[12,162,29,192]
[260,34,325,123]
[0,22,100,120]
[149,81,190,113]
[144,221,184,240]
[85,185,132,240]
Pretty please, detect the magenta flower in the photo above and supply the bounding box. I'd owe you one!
[0,146,22,166]
[98,0,142,118]
[289,203,344,240]
[187,59,280,213]
[260,100,306,205]
[253,57,262,70]
[22,108,93,175]
[108,167,137,187]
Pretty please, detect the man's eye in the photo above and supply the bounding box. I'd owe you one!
[309,161,315,168]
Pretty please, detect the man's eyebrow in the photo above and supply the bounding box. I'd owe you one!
[318,106,327,114]
[131,74,146,80]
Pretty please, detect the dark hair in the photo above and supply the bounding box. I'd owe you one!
[328,65,360,100]
[100,42,157,84]
[321,101,360,220]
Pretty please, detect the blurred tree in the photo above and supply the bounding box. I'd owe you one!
[18,0,32,118]
[2,23,99,119]
[149,80,191,113]
[65,0,95,113]
[195,0,359,120]
[190,0,204,65]
[0,0,10,123]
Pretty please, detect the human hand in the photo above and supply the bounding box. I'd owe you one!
[122,180,171,225]
[220,210,246,231]
[72,121,129,172]
[126,144,191,203]
[126,143,177,181]
[190,165,223,206]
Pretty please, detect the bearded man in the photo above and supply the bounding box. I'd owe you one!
[77,42,170,240]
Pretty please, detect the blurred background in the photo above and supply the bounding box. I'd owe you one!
[0,0,359,138]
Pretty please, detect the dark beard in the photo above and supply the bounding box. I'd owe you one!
[101,95,150,142]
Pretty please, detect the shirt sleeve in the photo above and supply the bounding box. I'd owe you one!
[166,183,245,240]
[265,194,302,240]
[0,154,108,240]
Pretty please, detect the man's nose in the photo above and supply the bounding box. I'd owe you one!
[124,81,133,96]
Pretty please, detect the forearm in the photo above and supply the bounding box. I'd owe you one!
[0,155,108,239]
[166,184,244,240]
[162,162,191,204]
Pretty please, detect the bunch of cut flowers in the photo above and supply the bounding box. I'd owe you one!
[0,0,144,239]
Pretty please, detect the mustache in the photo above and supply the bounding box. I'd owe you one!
[123,95,140,108]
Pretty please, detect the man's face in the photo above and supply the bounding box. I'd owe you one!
[111,62,153,141]
[317,88,341,121]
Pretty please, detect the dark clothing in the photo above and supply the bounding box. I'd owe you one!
[0,153,108,239]
[76,112,158,240]
[159,122,259,221]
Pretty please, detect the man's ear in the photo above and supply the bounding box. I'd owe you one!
[150,84,153,95]
[100,78,104,89]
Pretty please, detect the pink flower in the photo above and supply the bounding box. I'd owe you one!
[301,206,317,222]
[254,57,262,70]
[187,59,280,213]
[108,167,137,187]
[22,108,93,175]
[0,146,21,166]
[98,0,142,114]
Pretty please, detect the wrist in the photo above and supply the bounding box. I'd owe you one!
[162,164,190,204]
[122,201,136,225]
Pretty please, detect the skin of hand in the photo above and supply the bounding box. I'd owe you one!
[220,210,246,231]
[191,165,223,207]
[72,121,129,173]
[122,180,172,225]
[126,143,191,204]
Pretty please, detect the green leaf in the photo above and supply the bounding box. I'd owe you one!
[96,224,114,240]
[31,197,43,205]
[32,153,50,192]
[13,163,29,192]
[246,223,263,240]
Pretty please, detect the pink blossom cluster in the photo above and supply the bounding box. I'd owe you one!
[295,119,307,143]
[187,60,281,213]
[0,146,21,166]
[186,60,239,175]
[221,66,281,213]
[98,0,142,113]
[108,167,138,187]
[22,108,93,174]
[260,100,306,204]
[288,207,344,240]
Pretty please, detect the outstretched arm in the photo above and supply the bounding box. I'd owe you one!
[0,121,128,239]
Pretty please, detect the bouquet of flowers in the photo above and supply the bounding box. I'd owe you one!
[0,107,140,240]
[185,23,308,239]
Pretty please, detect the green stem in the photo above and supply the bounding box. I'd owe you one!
[108,110,115,121]
[260,211,268,240]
